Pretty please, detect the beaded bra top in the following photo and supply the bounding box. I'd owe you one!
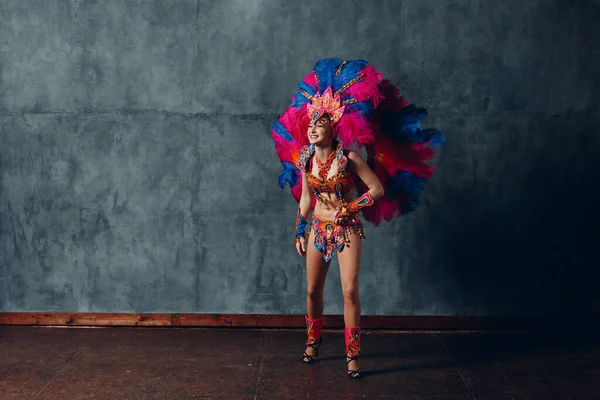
[296,142,356,201]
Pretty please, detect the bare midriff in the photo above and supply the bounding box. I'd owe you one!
[311,188,355,220]
[307,157,357,220]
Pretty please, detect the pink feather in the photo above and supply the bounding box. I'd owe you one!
[335,113,374,148]
[291,181,302,202]
[344,66,384,107]
[379,79,408,111]
[271,133,294,162]
[280,106,310,146]
[303,71,318,88]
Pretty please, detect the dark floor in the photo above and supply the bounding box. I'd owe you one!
[0,326,598,400]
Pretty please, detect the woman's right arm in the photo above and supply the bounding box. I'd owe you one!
[295,171,312,257]
[298,170,312,218]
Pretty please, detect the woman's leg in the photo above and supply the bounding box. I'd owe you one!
[337,231,362,376]
[337,232,362,327]
[304,230,330,359]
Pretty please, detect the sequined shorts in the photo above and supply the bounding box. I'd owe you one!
[310,213,365,262]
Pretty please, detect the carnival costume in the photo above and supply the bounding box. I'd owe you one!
[271,58,444,377]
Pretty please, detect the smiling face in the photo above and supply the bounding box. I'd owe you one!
[307,114,333,146]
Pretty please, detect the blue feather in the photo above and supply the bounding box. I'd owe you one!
[380,104,446,145]
[333,59,368,92]
[402,122,422,134]
[272,120,293,142]
[387,171,426,213]
[341,93,355,102]
[291,81,318,108]
[426,129,446,148]
[401,105,429,122]
[347,100,374,116]
[278,162,299,188]
[298,81,317,96]
[313,58,343,91]
[291,93,310,108]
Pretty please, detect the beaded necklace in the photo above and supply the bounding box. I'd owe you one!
[315,149,336,181]
[307,142,348,205]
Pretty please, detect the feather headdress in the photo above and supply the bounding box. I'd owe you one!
[272,58,444,225]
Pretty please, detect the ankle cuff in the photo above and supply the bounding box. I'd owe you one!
[305,315,323,345]
[344,326,361,357]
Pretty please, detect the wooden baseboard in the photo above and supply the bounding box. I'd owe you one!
[0,312,551,330]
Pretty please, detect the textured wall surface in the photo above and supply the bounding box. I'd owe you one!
[1,0,599,315]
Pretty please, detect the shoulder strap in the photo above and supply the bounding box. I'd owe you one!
[336,142,348,173]
[296,144,315,171]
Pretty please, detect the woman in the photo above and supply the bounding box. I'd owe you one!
[272,59,444,379]
[296,110,384,379]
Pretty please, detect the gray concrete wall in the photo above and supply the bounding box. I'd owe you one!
[1,0,599,315]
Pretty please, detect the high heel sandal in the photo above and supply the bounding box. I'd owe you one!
[302,336,323,363]
[303,315,323,364]
[346,354,362,379]
[345,326,362,379]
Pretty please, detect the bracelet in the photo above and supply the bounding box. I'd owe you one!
[335,192,374,222]
[347,192,374,213]
[295,208,308,243]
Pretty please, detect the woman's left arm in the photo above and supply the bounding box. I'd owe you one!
[335,151,384,223]
[348,151,384,201]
